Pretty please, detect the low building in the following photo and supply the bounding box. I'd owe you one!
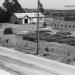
[10,13,45,24]
[53,20,75,31]
[44,17,75,32]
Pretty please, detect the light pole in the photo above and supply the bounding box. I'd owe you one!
[36,0,40,54]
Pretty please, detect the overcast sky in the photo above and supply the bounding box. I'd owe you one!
[0,0,75,10]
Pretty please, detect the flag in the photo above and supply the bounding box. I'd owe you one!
[38,0,44,13]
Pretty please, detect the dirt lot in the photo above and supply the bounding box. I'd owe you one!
[0,23,75,65]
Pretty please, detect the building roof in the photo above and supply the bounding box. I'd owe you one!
[14,13,44,18]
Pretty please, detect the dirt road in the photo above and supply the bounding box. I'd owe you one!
[0,47,75,75]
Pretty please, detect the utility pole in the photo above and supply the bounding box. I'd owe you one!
[36,0,40,54]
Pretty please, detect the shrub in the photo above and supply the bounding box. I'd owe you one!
[4,28,13,35]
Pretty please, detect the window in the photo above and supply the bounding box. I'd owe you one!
[69,25,71,28]
[65,25,67,28]
[60,24,63,27]
[40,17,42,20]
[73,25,75,28]
[55,24,56,27]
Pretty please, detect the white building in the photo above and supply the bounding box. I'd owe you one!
[10,13,45,24]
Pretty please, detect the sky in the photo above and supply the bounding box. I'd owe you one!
[0,0,75,10]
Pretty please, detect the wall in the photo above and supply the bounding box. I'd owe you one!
[54,20,75,31]
[30,17,44,24]
[44,18,75,32]
[10,15,22,24]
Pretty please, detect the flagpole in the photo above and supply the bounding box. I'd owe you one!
[36,0,40,54]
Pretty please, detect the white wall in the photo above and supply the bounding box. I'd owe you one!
[22,17,44,24]
[30,18,44,24]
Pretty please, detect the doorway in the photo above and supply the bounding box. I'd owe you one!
[24,19,28,24]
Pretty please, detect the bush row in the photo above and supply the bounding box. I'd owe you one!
[22,32,75,46]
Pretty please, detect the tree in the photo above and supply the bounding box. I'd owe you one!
[3,0,23,13]
[0,7,12,23]
[4,27,13,35]
[0,0,24,23]
[38,0,44,13]
[0,7,6,22]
